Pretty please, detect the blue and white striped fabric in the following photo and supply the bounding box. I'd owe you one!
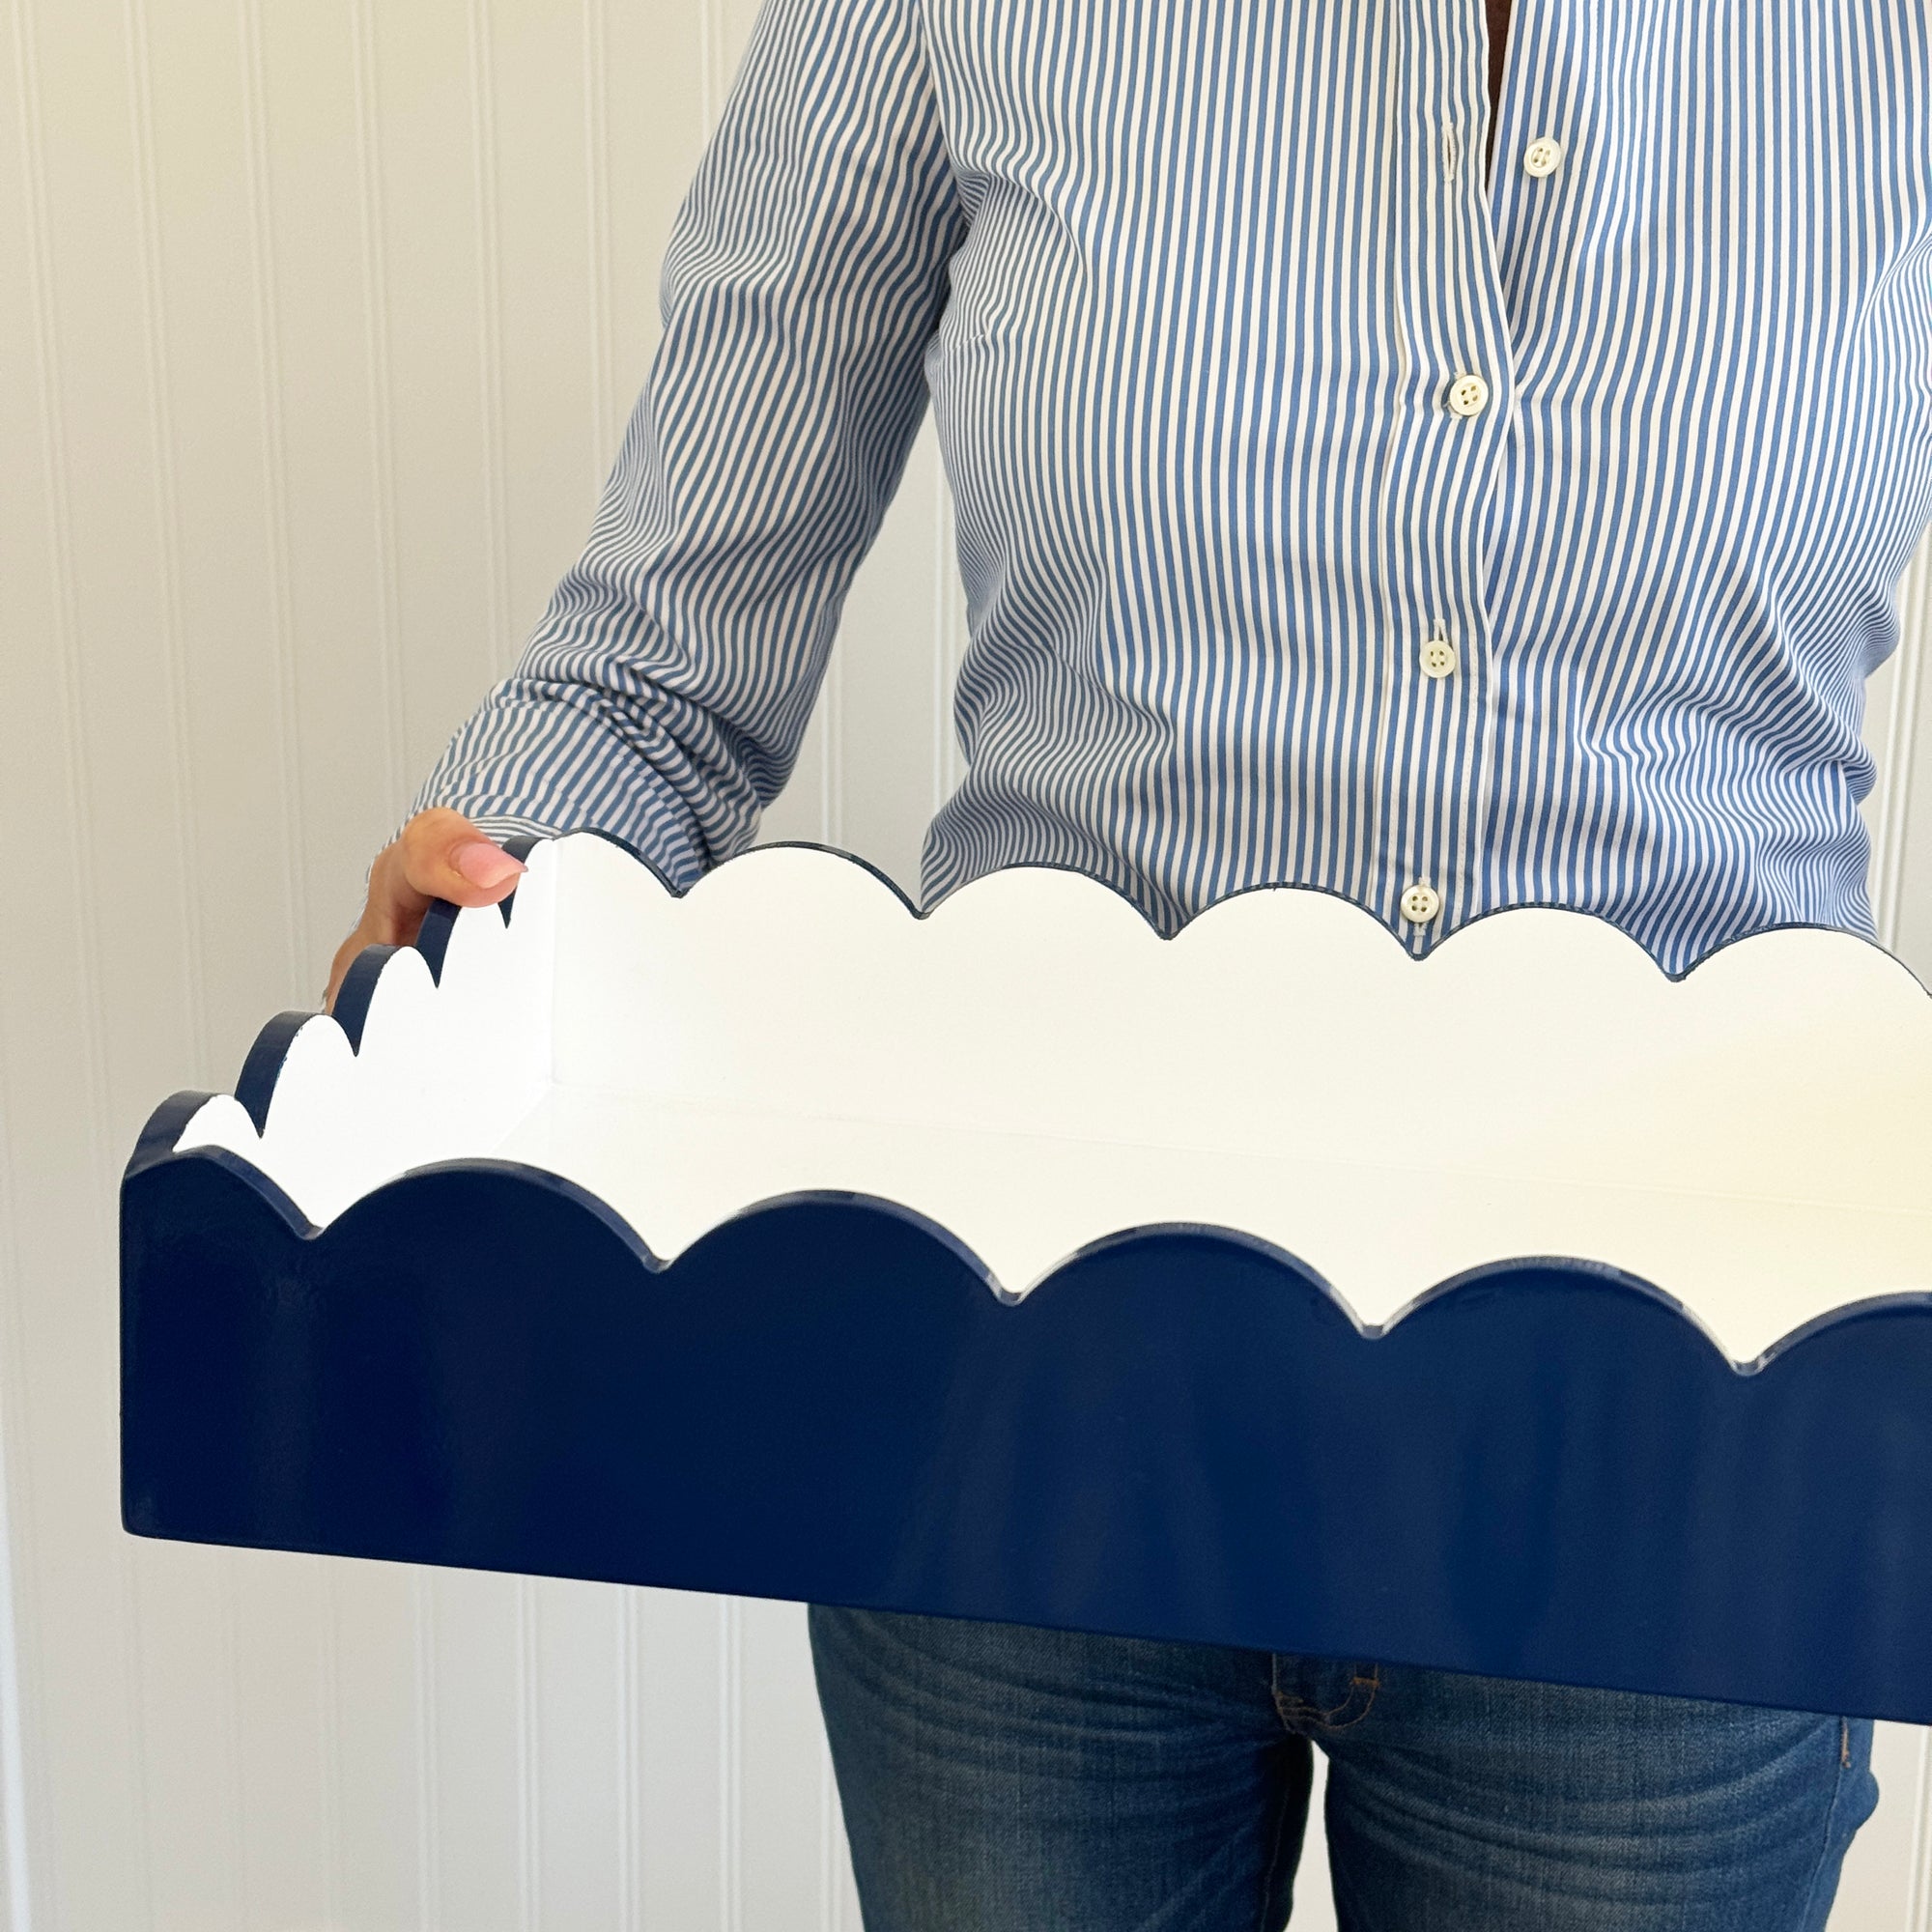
[414,0,1932,971]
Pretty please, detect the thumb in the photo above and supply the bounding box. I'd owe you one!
[386,809,527,921]
[447,835,526,894]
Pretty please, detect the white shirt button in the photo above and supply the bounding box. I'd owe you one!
[1420,637,1459,679]
[1523,135,1563,178]
[1400,882,1442,926]
[1445,373,1491,418]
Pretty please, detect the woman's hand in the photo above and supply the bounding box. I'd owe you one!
[324,808,526,1010]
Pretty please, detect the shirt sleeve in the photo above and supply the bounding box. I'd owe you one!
[409,0,965,883]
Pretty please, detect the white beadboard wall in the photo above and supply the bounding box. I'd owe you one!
[1,2,1929,1928]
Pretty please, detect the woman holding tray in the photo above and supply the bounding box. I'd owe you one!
[327,0,1917,1923]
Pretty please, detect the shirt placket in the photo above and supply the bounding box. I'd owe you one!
[1383,0,1522,956]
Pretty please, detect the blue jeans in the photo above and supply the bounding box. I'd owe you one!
[810,1607,1878,1931]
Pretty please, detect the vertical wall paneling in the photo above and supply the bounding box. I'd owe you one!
[0,16,55,1924]
[229,1549,331,1930]
[318,1566,344,1930]
[236,0,310,984]
[734,1601,857,1931]
[933,461,968,814]
[1878,543,1929,953]
[8,0,110,1189]
[429,1570,526,1932]
[412,1570,442,1931]
[140,0,298,1075]
[493,0,600,639]
[531,1580,624,1928]
[318,1561,428,1930]
[0,1101,34,1932]
[1909,1728,1932,1931]
[1902,614,1932,973]
[128,1537,248,1932]
[6,1,156,1925]
[517,1579,539,1931]
[256,0,401,920]
[349,0,409,821]
[616,1591,642,1932]
[639,1590,725,1926]
[122,0,210,1079]
[466,0,513,672]
[699,0,726,129]
[720,1598,743,1932]
[367,0,497,783]
[582,0,616,470]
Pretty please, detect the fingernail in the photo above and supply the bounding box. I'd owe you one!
[452,839,527,890]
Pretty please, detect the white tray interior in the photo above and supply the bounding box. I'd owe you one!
[174,835,1932,1366]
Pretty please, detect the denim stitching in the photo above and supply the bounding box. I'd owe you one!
[1318,1666,1380,1734]
[1798,1719,1857,1928]
[1272,1664,1381,1734]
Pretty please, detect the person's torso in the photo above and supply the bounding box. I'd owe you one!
[913,0,1932,968]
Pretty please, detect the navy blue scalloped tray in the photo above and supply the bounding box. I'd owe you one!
[123,1088,1932,1723]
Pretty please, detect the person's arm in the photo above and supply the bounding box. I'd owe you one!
[416,0,963,871]
[327,0,963,1005]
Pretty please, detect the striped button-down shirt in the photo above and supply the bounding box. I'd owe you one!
[415,0,1932,971]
